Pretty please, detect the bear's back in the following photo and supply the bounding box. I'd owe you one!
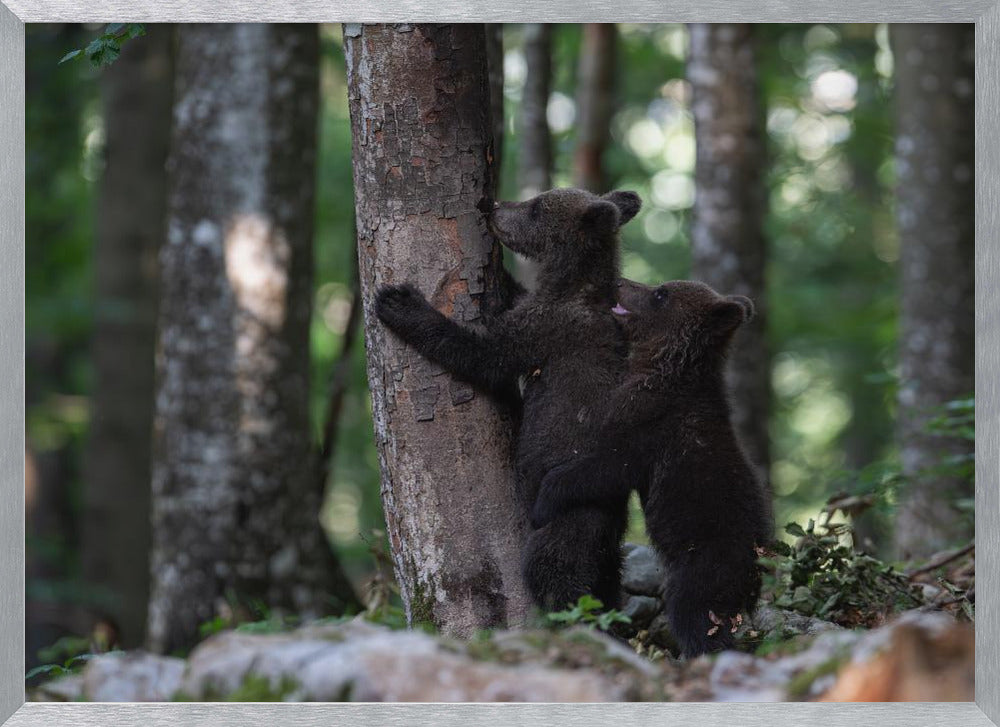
[512,296,627,504]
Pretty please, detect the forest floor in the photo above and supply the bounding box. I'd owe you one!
[30,534,975,703]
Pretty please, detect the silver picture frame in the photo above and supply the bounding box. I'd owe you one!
[1,3,996,725]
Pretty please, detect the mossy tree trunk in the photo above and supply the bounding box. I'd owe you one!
[891,23,974,559]
[81,23,173,650]
[688,23,771,483]
[148,23,357,655]
[344,23,530,636]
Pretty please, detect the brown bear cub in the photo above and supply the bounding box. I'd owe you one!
[375,188,642,612]
[531,279,774,657]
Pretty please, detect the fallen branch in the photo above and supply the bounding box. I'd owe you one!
[906,542,974,579]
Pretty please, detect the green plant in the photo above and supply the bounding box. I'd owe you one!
[26,635,101,684]
[546,595,633,632]
[59,24,146,67]
[760,517,922,628]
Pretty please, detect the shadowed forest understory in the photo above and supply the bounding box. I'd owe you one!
[26,22,973,702]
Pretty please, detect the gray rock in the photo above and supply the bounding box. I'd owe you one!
[67,607,966,703]
[621,546,665,596]
[30,674,84,702]
[646,614,679,653]
[175,617,632,702]
[745,604,844,640]
[622,595,660,628]
[82,651,186,702]
[712,607,963,702]
[621,541,641,556]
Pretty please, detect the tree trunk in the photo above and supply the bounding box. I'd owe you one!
[81,23,173,650]
[344,23,530,636]
[891,24,974,559]
[485,23,505,192]
[688,23,770,483]
[573,23,617,193]
[148,23,357,654]
[518,23,553,199]
[513,23,554,288]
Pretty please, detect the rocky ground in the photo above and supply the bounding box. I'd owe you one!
[31,544,974,703]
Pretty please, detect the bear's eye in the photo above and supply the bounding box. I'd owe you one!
[529,199,541,220]
[653,287,670,304]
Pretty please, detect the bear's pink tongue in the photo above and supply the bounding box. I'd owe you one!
[612,303,629,315]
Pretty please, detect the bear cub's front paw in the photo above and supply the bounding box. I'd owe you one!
[375,284,427,329]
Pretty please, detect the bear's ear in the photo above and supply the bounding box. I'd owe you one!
[710,297,753,333]
[602,190,642,226]
[727,295,755,323]
[581,200,622,237]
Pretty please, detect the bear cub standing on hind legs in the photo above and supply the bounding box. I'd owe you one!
[531,279,774,657]
[375,187,642,613]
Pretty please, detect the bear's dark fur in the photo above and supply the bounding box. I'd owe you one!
[375,188,642,611]
[531,279,774,656]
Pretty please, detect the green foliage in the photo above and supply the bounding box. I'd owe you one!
[26,635,101,684]
[760,517,922,627]
[59,24,146,67]
[927,397,975,442]
[546,595,633,632]
[195,595,277,639]
[759,24,899,529]
[175,674,302,702]
[925,397,976,502]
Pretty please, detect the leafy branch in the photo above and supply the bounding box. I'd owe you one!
[59,24,146,67]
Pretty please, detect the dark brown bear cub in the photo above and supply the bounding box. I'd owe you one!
[532,279,774,657]
[375,188,642,612]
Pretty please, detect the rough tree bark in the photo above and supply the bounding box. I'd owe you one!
[573,23,617,193]
[518,23,553,199]
[891,24,974,559]
[81,24,173,650]
[148,23,357,654]
[688,23,770,482]
[344,23,531,635]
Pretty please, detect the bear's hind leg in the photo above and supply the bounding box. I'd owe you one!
[659,539,761,658]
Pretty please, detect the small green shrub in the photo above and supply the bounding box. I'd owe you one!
[546,595,633,632]
[759,517,922,628]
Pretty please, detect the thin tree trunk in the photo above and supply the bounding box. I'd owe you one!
[688,23,770,483]
[518,23,553,199]
[81,23,173,650]
[485,23,505,192]
[148,23,356,654]
[318,250,362,490]
[891,24,974,559]
[573,23,617,193]
[344,23,530,635]
[513,23,554,288]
